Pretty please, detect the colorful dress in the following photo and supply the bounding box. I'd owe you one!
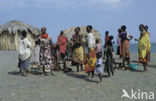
[39,33,53,72]
[72,34,84,65]
[138,32,151,64]
[85,48,96,73]
[58,35,67,55]
[120,32,130,60]
[95,58,103,73]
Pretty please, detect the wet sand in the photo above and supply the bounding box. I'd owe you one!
[0,51,156,101]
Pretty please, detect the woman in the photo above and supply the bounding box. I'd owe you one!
[85,48,96,78]
[57,31,67,72]
[72,27,84,72]
[39,27,54,75]
[120,25,133,68]
[138,24,151,72]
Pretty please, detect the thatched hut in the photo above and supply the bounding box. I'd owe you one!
[0,20,40,51]
[63,26,101,43]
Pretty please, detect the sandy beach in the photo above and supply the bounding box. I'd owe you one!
[0,51,156,101]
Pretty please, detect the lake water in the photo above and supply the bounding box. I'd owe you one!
[112,43,156,53]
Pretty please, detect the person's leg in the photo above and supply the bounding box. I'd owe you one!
[99,73,102,82]
[88,72,90,78]
[81,64,83,71]
[77,66,79,72]
[110,61,114,76]
[103,50,106,59]
[91,71,94,78]
[143,63,147,72]
[107,59,110,77]
[25,58,30,76]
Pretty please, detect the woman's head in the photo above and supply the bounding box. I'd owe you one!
[60,30,64,35]
[121,25,126,32]
[118,28,122,34]
[41,27,46,34]
[86,25,93,33]
[139,24,144,32]
[75,27,81,34]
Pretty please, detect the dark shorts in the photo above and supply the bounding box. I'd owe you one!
[20,58,30,70]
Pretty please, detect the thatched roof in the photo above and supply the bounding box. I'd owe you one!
[64,26,101,42]
[0,20,40,36]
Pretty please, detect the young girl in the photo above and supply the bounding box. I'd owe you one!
[18,31,32,76]
[95,52,103,82]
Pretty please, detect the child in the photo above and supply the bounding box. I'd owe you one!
[104,36,114,77]
[32,40,40,68]
[95,39,102,55]
[18,31,32,76]
[95,52,103,82]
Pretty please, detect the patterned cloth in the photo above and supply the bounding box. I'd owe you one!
[58,35,67,54]
[95,58,103,73]
[40,34,53,72]
[85,48,96,73]
[138,32,151,64]
[120,40,130,60]
[72,46,84,64]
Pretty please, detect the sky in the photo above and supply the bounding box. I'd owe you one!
[0,0,156,43]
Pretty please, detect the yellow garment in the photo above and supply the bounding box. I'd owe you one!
[72,46,84,64]
[138,33,151,59]
[86,48,97,67]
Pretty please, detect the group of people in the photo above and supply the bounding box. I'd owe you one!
[18,24,151,82]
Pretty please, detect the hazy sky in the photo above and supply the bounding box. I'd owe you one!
[0,0,156,43]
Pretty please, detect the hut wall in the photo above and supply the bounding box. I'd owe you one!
[0,32,38,51]
[0,32,6,50]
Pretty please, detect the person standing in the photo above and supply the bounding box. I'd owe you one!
[120,25,133,68]
[57,31,68,72]
[95,52,103,82]
[39,27,54,75]
[85,25,96,78]
[138,24,151,72]
[72,27,84,72]
[103,31,110,59]
[18,31,31,76]
[116,29,122,59]
[104,36,114,77]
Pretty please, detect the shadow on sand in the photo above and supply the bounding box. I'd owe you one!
[65,72,99,83]
[8,70,43,76]
[148,64,156,68]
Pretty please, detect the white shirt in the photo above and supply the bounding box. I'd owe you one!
[18,38,32,61]
[87,33,95,48]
